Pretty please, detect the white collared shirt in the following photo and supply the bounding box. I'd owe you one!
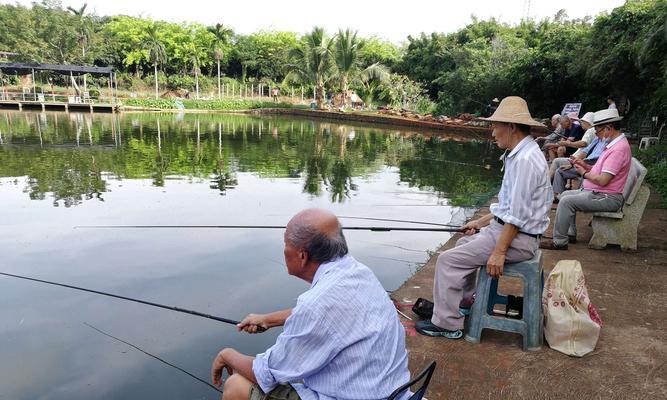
[605,133,625,149]
[252,255,410,400]
[490,136,553,235]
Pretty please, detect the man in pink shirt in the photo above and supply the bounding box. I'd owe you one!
[540,108,631,250]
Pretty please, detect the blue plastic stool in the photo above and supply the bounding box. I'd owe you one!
[464,250,544,351]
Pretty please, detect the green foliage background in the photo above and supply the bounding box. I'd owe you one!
[0,0,665,123]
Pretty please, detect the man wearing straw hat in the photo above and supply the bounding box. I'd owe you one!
[541,108,630,250]
[416,96,553,339]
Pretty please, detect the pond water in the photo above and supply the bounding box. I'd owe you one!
[0,110,502,399]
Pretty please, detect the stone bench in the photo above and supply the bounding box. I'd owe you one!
[589,157,650,252]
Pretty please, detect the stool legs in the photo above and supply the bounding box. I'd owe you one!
[523,272,544,351]
[464,269,492,344]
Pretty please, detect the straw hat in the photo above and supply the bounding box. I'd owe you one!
[481,96,545,127]
[592,108,623,126]
[580,112,595,126]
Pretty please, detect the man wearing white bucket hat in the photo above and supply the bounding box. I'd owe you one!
[548,112,597,180]
[416,96,553,339]
[541,108,631,250]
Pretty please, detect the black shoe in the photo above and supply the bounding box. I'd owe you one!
[568,235,577,244]
[415,320,463,339]
[539,240,568,250]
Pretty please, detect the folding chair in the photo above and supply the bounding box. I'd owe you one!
[387,361,437,400]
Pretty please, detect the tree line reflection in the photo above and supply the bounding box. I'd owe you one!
[0,111,502,207]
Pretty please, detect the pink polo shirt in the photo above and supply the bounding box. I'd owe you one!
[583,134,631,194]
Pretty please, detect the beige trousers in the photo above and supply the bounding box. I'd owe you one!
[432,220,538,330]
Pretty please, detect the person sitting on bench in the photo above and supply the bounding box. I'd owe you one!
[541,108,631,250]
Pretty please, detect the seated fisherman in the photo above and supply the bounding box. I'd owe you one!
[549,112,596,180]
[415,97,552,339]
[536,114,562,161]
[541,109,631,250]
[211,209,410,400]
[544,113,584,159]
[552,125,608,201]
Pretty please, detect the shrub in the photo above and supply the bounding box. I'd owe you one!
[635,143,667,206]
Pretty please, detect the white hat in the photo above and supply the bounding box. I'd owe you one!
[580,112,595,126]
[593,108,623,126]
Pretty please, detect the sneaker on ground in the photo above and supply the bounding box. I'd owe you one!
[415,320,463,339]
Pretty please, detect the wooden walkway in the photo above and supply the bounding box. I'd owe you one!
[0,100,119,113]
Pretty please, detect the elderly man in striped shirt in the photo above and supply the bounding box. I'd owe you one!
[211,209,411,400]
[416,96,553,339]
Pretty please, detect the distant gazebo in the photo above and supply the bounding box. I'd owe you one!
[0,62,117,108]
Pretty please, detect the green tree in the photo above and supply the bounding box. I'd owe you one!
[286,27,334,109]
[141,22,167,99]
[209,23,233,99]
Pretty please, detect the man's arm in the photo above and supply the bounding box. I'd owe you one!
[573,160,613,186]
[460,213,493,235]
[211,349,256,387]
[237,308,292,333]
[486,223,519,278]
[559,139,588,149]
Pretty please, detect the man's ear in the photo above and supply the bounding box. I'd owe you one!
[299,249,309,266]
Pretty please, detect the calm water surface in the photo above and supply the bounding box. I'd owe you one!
[0,110,501,399]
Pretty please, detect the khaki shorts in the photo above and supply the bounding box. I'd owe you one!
[249,383,300,400]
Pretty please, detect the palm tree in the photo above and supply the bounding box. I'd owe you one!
[184,41,205,100]
[334,29,389,108]
[286,27,334,109]
[209,23,233,99]
[67,4,93,92]
[141,23,167,100]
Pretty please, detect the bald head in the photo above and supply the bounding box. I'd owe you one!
[286,209,348,264]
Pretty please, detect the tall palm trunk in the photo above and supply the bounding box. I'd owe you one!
[154,63,159,99]
[82,45,87,93]
[316,82,325,109]
[217,59,221,99]
[341,75,348,106]
[195,70,200,100]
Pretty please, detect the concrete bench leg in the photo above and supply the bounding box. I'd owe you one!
[589,186,650,252]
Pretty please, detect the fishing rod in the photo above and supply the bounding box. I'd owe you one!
[75,225,466,233]
[0,271,264,331]
[84,322,223,394]
[335,215,462,228]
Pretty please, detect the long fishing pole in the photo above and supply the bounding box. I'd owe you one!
[263,214,462,228]
[336,216,462,228]
[0,272,261,330]
[84,322,223,394]
[75,225,466,233]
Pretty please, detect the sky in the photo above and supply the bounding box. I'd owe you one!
[4,0,625,43]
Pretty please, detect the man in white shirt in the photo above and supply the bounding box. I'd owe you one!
[416,97,553,339]
[211,209,411,400]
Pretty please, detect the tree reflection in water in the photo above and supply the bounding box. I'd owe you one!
[0,111,502,207]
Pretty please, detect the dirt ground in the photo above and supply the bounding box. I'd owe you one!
[392,193,667,399]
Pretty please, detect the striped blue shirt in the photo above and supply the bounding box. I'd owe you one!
[252,255,410,400]
[490,136,553,235]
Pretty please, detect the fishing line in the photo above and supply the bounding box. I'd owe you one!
[84,322,223,394]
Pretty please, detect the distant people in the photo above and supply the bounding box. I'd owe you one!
[415,97,552,339]
[211,209,410,399]
[548,112,596,179]
[536,113,563,161]
[544,112,584,158]
[350,90,362,109]
[271,87,279,103]
[541,109,630,250]
[607,95,617,110]
[485,97,500,117]
[552,118,608,200]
